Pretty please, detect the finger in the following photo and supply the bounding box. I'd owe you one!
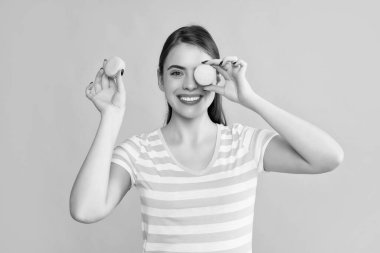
[92,85,98,96]
[85,82,94,98]
[202,58,222,65]
[103,58,107,69]
[202,84,225,95]
[94,68,103,84]
[115,69,126,95]
[220,56,239,68]
[213,73,225,87]
[91,82,98,96]
[94,82,102,93]
[86,82,96,98]
[210,64,230,80]
[109,77,117,92]
[101,71,110,89]
[233,59,248,73]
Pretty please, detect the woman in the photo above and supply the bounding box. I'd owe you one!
[70,25,344,252]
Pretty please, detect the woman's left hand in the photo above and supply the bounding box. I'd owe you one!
[202,56,256,105]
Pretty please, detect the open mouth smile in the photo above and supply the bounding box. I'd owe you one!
[177,95,203,105]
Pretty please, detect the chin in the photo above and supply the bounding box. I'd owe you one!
[173,105,210,119]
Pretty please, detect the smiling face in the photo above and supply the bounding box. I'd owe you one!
[158,43,216,120]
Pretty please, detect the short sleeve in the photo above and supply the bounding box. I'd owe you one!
[111,138,139,187]
[242,125,279,174]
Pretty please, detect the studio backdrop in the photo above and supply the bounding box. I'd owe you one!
[0,0,379,252]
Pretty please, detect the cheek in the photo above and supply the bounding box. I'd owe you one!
[164,76,182,87]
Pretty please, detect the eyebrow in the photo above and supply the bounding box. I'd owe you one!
[167,65,186,71]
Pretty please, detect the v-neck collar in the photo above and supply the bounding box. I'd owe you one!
[157,123,221,176]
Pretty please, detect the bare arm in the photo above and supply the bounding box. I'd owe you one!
[245,92,344,173]
[69,112,124,223]
[70,61,127,223]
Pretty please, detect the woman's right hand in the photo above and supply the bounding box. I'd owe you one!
[85,59,126,116]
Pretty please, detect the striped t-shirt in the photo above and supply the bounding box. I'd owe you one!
[111,122,279,253]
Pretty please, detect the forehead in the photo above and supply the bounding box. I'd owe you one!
[165,43,210,67]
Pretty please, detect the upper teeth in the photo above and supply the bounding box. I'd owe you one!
[180,96,200,101]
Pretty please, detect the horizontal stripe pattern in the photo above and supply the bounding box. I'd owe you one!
[111,123,279,253]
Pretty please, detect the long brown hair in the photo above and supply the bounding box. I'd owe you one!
[157,25,228,126]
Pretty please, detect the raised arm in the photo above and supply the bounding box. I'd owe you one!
[70,61,128,222]
[244,92,344,174]
[201,56,344,174]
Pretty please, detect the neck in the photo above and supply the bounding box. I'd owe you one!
[163,114,217,145]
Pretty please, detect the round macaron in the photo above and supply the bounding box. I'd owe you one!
[194,64,216,86]
[104,56,126,78]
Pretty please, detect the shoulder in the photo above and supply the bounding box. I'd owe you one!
[228,122,252,133]
[219,122,250,140]
[220,122,245,135]
[227,122,278,147]
[228,122,254,138]
[230,122,276,136]
[220,122,254,149]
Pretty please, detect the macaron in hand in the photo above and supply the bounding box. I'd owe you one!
[194,64,217,86]
[103,56,126,78]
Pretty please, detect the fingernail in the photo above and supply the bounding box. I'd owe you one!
[219,60,223,66]
[202,60,208,64]
[121,69,124,76]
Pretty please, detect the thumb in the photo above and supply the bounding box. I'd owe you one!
[203,84,224,95]
[115,69,126,95]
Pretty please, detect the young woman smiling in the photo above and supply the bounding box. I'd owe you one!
[70,25,344,252]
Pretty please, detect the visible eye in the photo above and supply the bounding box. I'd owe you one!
[170,70,183,77]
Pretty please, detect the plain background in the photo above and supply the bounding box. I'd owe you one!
[1,0,379,252]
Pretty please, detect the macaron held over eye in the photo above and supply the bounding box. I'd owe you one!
[104,56,126,78]
[194,64,217,86]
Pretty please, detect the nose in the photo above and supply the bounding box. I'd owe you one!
[183,72,199,90]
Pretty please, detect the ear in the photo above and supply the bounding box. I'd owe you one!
[157,69,164,92]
